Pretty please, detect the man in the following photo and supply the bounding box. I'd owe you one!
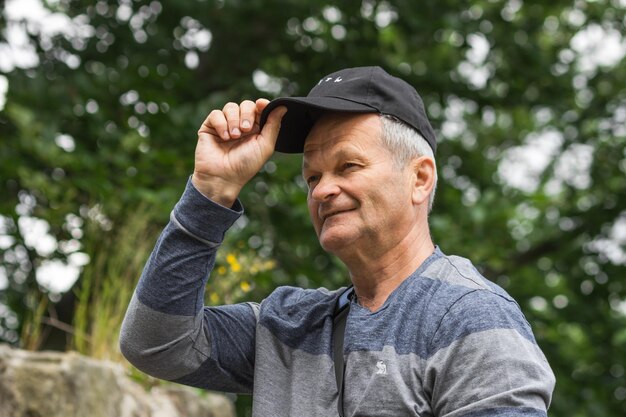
[120,66,555,416]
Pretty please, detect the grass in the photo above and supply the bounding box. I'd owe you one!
[71,203,161,362]
[19,198,277,408]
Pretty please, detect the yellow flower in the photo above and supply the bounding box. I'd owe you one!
[226,253,242,272]
[240,281,251,292]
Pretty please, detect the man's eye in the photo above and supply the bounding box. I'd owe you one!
[342,163,358,170]
[306,175,319,185]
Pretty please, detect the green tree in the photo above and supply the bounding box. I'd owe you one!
[1,1,624,415]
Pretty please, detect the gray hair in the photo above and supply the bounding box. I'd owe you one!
[379,115,438,211]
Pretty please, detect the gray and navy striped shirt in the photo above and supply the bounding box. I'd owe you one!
[120,180,555,416]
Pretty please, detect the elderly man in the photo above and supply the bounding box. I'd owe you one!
[120,66,555,416]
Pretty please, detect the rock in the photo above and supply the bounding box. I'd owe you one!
[0,344,235,417]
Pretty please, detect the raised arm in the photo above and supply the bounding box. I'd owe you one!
[119,101,287,393]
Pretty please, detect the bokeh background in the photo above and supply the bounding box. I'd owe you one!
[1,0,625,415]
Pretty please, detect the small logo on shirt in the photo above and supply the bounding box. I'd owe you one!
[375,360,387,375]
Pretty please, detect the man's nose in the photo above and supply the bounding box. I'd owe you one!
[310,175,340,202]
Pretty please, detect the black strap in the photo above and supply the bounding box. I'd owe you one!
[333,286,354,417]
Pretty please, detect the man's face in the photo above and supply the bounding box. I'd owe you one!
[302,113,416,257]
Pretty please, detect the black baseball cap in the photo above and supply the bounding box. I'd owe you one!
[260,66,436,154]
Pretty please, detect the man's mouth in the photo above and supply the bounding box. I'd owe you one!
[321,209,353,221]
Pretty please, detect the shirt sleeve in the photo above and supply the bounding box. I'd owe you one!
[119,178,259,393]
[424,289,556,417]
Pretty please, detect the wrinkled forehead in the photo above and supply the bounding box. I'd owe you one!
[302,113,387,168]
[302,113,382,152]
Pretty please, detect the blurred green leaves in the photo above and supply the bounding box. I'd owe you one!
[1,0,625,415]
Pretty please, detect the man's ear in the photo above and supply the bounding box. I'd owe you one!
[410,156,436,206]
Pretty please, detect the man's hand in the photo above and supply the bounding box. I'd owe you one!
[192,99,287,207]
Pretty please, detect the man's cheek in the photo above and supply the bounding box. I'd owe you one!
[307,206,320,234]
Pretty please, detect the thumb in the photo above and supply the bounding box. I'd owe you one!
[259,106,288,149]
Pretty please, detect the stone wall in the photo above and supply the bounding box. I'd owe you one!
[0,345,235,417]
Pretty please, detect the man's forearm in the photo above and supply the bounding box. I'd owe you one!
[119,178,245,382]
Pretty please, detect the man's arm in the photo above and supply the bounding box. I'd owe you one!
[119,100,287,392]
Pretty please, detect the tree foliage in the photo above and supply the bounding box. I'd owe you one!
[1,0,625,415]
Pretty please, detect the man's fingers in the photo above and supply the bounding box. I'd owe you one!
[199,99,272,141]
[255,98,271,112]
[202,109,229,140]
[239,100,256,132]
[260,106,288,148]
[223,102,241,138]
[254,99,271,127]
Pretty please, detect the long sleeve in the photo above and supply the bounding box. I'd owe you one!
[120,178,259,393]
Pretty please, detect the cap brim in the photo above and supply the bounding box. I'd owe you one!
[260,96,377,153]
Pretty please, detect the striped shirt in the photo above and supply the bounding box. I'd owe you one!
[120,179,555,416]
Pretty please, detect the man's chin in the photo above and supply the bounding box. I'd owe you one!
[319,232,356,255]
